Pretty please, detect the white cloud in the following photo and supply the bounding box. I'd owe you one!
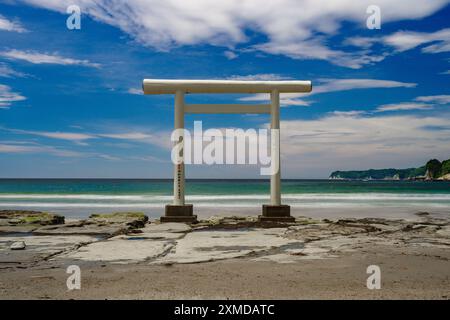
[0,63,28,78]
[279,113,450,177]
[127,88,143,95]
[330,110,366,116]
[0,141,124,160]
[0,14,27,33]
[240,78,416,105]
[129,155,168,163]
[0,49,100,67]
[344,36,377,49]
[35,132,95,141]
[312,78,416,94]
[370,94,450,113]
[253,39,388,69]
[278,99,311,107]
[98,132,153,140]
[415,95,450,104]
[343,28,450,63]
[2,126,171,149]
[7,128,94,141]
[18,0,450,68]
[0,84,26,108]
[226,74,292,81]
[224,50,238,60]
[0,142,82,157]
[375,102,433,112]
[98,154,121,161]
[383,28,450,53]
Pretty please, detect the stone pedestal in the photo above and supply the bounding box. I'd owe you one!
[161,204,197,223]
[258,204,294,222]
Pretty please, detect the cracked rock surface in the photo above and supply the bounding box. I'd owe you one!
[1,212,448,267]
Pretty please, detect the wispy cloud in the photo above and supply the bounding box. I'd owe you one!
[383,28,450,53]
[2,126,170,149]
[129,155,168,163]
[277,99,311,107]
[252,39,388,69]
[226,74,292,81]
[224,50,238,60]
[0,49,100,68]
[97,154,121,161]
[0,63,29,78]
[330,110,366,117]
[240,78,416,106]
[375,102,433,112]
[5,128,96,145]
[0,14,27,33]
[0,84,26,108]
[415,95,450,104]
[347,27,450,60]
[343,36,377,49]
[372,94,450,113]
[313,78,416,94]
[18,0,450,68]
[98,132,154,140]
[0,142,82,157]
[0,141,126,161]
[127,88,143,95]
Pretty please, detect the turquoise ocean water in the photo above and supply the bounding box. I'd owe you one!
[0,179,449,219]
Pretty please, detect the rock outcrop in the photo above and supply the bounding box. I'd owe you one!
[330,157,450,180]
[0,211,148,236]
[0,210,65,233]
[34,212,148,236]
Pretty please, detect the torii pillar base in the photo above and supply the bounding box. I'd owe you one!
[258,205,294,222]
[161,204,197,223]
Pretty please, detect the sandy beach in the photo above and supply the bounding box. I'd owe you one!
[0,210,449,300]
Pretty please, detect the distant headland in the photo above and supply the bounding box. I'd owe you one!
[329,158,450,181]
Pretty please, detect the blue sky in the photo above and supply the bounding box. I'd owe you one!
[0,0,449,178]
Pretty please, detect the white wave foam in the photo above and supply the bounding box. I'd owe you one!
[1,193,450,201]
[0,202,448,209]
[0,194,155,200]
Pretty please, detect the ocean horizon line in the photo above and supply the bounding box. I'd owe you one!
[0,178,331,181]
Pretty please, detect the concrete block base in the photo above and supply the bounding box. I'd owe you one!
[161,204,197,223]
[258,204,294,222]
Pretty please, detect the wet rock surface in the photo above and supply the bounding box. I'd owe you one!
[0,211,449,267]
[0,235,97,267]
[32,212,148,236]
[0,210,64,234]
[0,212,149,267]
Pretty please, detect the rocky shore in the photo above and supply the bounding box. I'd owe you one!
[0,210,449,299]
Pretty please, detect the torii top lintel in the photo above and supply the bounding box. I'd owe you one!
[142,79,312,95]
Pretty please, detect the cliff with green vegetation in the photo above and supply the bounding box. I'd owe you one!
[330,158,450,180]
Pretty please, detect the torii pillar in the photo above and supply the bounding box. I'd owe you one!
[142,79,312,223]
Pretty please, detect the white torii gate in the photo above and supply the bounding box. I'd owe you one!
[142,79,312,223]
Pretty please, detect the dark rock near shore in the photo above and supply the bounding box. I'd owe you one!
[89,212,148,229]
[0,210,64,234]
[33,212,149,236]
[0,210,148,237]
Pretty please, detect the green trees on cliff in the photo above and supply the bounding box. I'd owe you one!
[426,159,442,179]
[330,158,450,180]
